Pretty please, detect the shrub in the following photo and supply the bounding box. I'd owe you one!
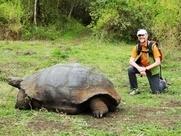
[0,0,23,39]
[89,0,180,43]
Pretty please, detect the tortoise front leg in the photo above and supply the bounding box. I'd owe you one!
[89,97,108,118]
[15,89,31,109]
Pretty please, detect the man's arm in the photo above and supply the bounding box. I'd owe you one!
[146,57,161,70]
[129,57,146,73]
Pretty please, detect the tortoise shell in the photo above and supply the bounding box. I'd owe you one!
[20,63,121,108]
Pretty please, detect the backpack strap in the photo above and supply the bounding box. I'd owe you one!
[148,41,163,61]
[136,43,141,55]
[148,41,153,53]
[136,40,154,55]
[135,41,156,63]
[135,43,142,63]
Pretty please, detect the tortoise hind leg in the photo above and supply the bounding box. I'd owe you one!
[15,89,31,109]
[89,96,108,118]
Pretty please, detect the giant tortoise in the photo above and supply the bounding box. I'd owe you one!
[8,63,121,118]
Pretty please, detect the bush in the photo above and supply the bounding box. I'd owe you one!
[89,0,180,42]
[22,25,62,40]
[0,0,23,39]
[22,18,86,40]
[89,0,155,40]
[0,0,180,44]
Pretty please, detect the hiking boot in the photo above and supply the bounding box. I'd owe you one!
[129,89,139,95]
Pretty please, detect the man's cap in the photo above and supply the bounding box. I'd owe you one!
[137,29,148,36]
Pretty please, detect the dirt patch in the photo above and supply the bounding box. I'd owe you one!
[16,51,36,56]
[84,105,181,132]
[125,106,181,127]
[162,100,181,107]
[176,56,181,61]
[27,116,71,132]
[0,25,21,40]
[0,118,13,128]
[1,105,180,134]
[25,105,179,133]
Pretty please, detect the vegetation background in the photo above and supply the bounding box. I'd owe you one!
[0,0,181,135]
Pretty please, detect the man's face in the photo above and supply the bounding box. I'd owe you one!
[137,34,148,44]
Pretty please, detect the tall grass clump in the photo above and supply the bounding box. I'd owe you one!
[22,18,86,40]
[0,0,23,39]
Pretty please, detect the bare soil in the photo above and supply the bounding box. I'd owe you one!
[25,99,181,133]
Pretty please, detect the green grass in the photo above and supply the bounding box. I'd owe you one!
[0,37,181,136]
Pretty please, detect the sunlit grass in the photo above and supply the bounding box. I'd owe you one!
[0,38,180,136]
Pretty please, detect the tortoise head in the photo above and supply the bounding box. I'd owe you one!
[7,77,23,89]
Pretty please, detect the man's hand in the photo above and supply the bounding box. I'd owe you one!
[140,71,146,76]
[138,66,146,73]
[129,57,147,76]
[138,66,146,76]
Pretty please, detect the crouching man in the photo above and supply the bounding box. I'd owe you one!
[128,29,167,95]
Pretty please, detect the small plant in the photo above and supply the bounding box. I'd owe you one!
[51,48,72,59]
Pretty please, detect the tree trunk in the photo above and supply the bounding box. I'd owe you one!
[68,3,74,19]
[34,0,38,25]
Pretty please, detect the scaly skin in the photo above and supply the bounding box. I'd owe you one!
[89,97,109,118]
[15,89,31,109]
[7,77,23,89]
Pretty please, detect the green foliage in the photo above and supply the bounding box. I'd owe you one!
[22,25,62,40]
[0,0,23,24]
[37,0,60,25]
[58,0,90,24]
[22,18,86,40]
[0,0,89,40]
[52,48,71,59]
[0,0,23,33]
[0,0,181,46]
[150,1,180,41]
[89,0,153,40]
[89,0,181,42]
[175,2,181,48]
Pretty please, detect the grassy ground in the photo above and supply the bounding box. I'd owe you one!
[0,37,181,136]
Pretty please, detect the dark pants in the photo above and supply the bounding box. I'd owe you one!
[128,66,161,93]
